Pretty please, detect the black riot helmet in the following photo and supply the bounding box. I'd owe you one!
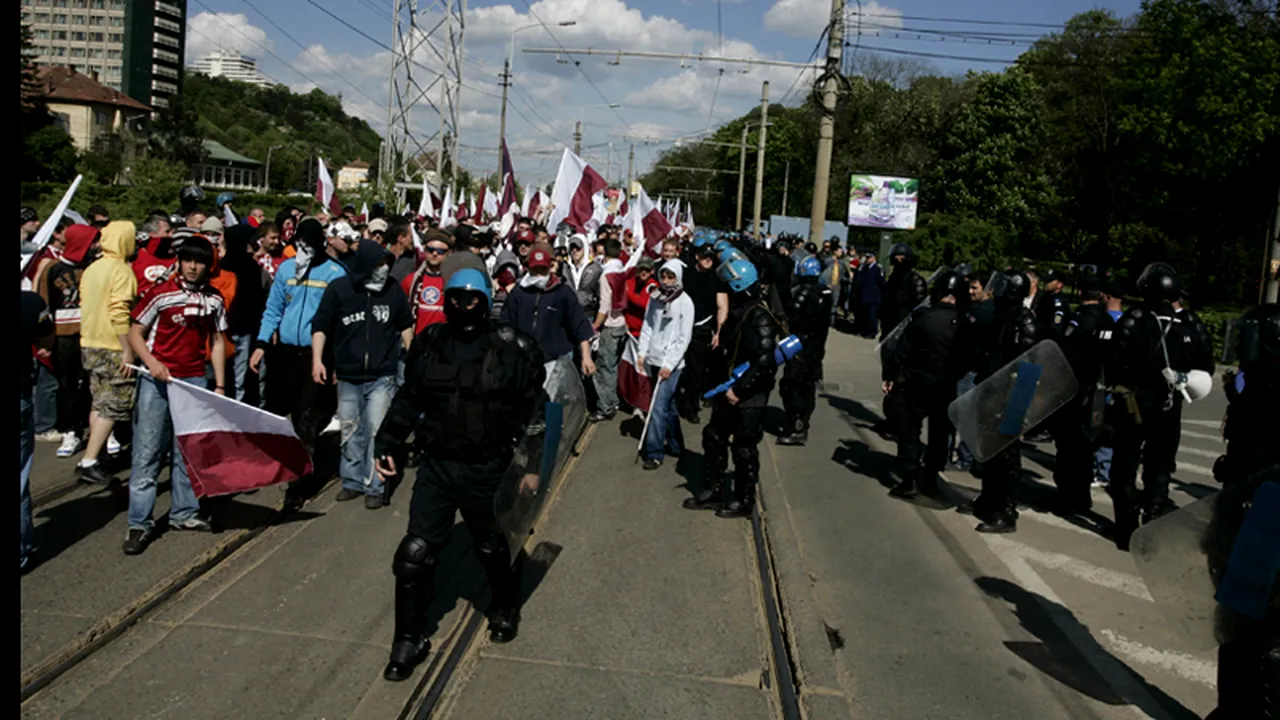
[179,185,205,214]
[1136,262,1181,305]
[929,270,965,304]
[953,262,974,281]
[1235,303,1280,367]
[889,241,914,268]
[990,270,1031,313]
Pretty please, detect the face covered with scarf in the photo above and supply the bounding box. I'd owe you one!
[292,217,327,280]
[652,258,685,307]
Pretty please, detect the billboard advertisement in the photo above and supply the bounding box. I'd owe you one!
[847,175,919,230]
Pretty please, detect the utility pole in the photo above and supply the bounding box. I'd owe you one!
[735,124,748,232]
[574,121,582,157]
[782,161,790,216]
[498,57,510,174]
[808,0,844,244]
[751,81,769,239]
[627,143,635,194]
[1266,184,1279,302]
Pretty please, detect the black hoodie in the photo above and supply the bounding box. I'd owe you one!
[311,239,414,383]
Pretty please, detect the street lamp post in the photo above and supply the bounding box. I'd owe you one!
[502,21,575,172]
[576,103,621,156]
[264,144,283,191]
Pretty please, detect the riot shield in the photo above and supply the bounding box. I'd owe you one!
[1129,494,1220,649]
[946,340,1079,463]
[875,266,951,361]
[493,356,589,563]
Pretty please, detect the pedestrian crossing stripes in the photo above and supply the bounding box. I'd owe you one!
[1100,629,1217,688]
[984,535,1153,602]
[1180,429,1223,443]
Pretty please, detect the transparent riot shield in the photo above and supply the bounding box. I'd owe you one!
[875,266,950,361]
[946,340,1078,463]
[1129,494,1220,649]
[493,356,589,563]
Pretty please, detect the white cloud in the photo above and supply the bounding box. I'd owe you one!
[763,0,902,38]
[185,12,273,64]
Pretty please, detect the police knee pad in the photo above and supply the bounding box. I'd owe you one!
[731,445,760,474]
[392,534,437,580]
[474,528,511,565]
[702,424,726,452]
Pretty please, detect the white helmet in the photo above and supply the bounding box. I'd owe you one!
[1183,369,1213,401]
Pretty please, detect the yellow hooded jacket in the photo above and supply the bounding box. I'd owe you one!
[79,220,138,351]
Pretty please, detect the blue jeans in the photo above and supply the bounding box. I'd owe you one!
[34,363,58,433]
[128,375,203,530]
[337,376,398,495]
[230,333,252,402]
[21,390,34,569]
[951,373,976,468]
[643,366,684,461]
[1094,446,1114,484]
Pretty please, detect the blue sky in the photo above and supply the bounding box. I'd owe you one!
[186,0,1143,185]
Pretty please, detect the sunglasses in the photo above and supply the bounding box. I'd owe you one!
[425,246,449,255]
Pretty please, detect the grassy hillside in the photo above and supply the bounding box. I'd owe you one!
[185,73,382,192]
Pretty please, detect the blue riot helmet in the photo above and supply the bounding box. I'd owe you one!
[795,255,822,278]
[719,247,748,266]
[445,268,492,306]
[443,268,493,333]
[717,256,759,293]
[215,192,236,208]
[713,239,733,256]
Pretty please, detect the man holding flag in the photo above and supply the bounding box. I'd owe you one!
[124,236,226,554]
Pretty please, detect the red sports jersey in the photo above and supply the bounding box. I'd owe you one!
[133,248,176,296]
[132,277,228,378]
[403,269,446,335]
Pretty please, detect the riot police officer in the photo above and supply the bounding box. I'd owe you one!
[1033,268,1071,337]
[1104,262,1213,550]
[884,271,970,499]
[373,269,547,681]
[1049,273,1115,516]
[1205,303,1279,719]
[778,256,833,446]
[963,270,1046,533]
[878,242,928,340]
[684,253,782,518]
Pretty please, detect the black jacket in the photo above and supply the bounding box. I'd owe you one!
[977,305,1045,382]
[884,303,967,389]
[1034,290,1072,338]
[879,257,928,334]
[222,225,270,337]
[1105,302,1213,406]
[725,300,782,403]
[788,279,832,363]
[1059,303,1114,393]
[311,240,414,384]
[374,322,546,460]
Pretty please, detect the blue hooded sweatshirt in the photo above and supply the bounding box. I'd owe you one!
[256,218,347,348]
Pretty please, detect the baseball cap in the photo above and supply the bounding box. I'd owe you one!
[368,218,389,234]
[200,216,224,236]
[527,242,554,269]
[1077,273,1103,295]
[568,234,586,250]
[636,256,656,270]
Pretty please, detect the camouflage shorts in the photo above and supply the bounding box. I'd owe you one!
[81,347,136,422]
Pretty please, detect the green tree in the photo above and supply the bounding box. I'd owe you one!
[20,22,78,183]
[148,93,207,169]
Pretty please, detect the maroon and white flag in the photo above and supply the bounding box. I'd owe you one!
[631,184,673,255]
[617,333,653,415]
[315,158,341,215]
[549,148,607,232]
[166,378,312,497]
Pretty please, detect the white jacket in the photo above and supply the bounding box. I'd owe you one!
[638,260,695,373]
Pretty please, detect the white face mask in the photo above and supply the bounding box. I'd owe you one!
[294,242,315,280]
[520,273,550,289]
[366,264,390,292]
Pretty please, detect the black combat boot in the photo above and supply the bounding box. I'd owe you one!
[384,583,431,681]
[488,606,521,643]
[715,480,755,518]
[975,504,1018,534]
[776,417,808,446]
[888,474,918,499]
[915,469,943,499]
[684,464,726,510]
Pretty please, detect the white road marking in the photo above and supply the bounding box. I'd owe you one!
[980,537,1173,719]
[1180,429,1223,443]
[1175,461,1215,478]
[1019,508,1099,537]
[986,535,1153,602]
[1182,419,1222,429]
[1178,446,1223,460]
[1100,629,1217,689]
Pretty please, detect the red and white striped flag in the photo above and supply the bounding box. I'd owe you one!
[166,378,312,497]
[631,184,673,255]
[315,157,341,215]
[617,333,653,414]
[549,148,607,232]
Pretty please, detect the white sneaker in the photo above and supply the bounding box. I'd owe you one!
[57,432,81,458]
[107,433,121,455]
[321,416,341,435]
